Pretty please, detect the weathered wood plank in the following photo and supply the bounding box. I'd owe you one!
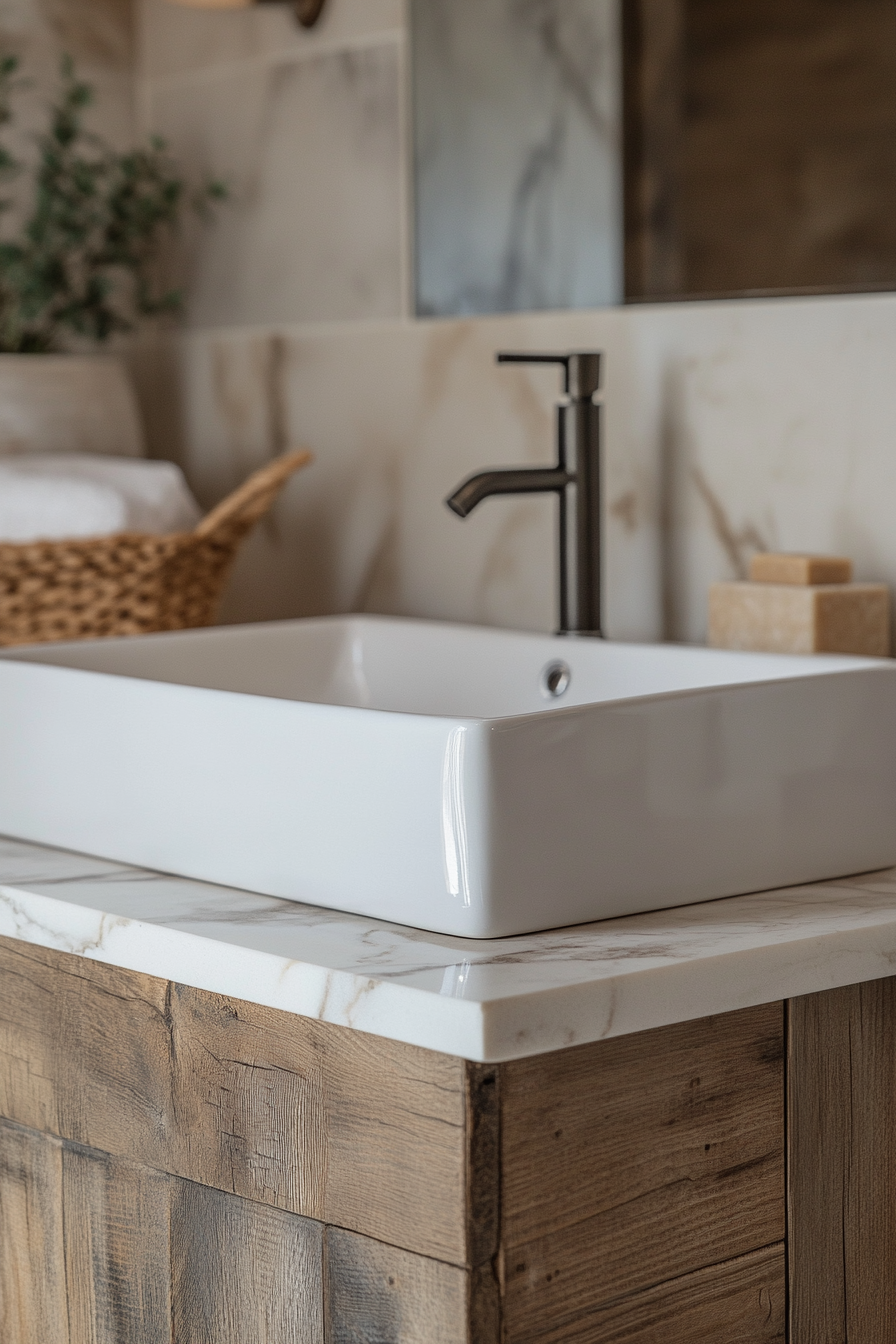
[501,1002,784,1247]
[624,0,896,300]
[500,1004,784,1338]
[522,1243,785,1344]
[679,0,896,296]
[326,1225,469,1344]
[0,937,470,1263]
[1,1114,476,1344]
[788,979,896,1342]
[0,937,793,1344]
[504,1151,782,1342]
[623,0,685,298]
[0,937,171,1148]
[164,983,468,1261]
[171,1178,325,1344]
[61,1142,171,1344]
[0,1119,68,1344]
[0,939,65,1134]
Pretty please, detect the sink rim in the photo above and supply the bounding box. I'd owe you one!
[1,610,890,725]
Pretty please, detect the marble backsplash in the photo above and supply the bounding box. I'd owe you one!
[644,294,896,644]
[132,291,896,648]
[136,307,651,637]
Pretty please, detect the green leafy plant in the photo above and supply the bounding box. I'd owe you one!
[0,54,225,353]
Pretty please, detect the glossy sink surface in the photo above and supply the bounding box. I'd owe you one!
[1,615,895,937]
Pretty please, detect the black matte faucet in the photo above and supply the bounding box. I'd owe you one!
[445,351,603,637]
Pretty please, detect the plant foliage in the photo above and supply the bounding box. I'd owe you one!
[0,54,224,352]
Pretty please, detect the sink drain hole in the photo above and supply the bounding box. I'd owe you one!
[540,660,571,699]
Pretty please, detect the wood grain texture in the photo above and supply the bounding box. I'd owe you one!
[162,980,468,1261]
[680,0,896,295]
[62,1143,171,1344]
[465,1063,500,1266]
[0,937,791,1343]
[623,0,685,297]
[326,1225,468,1344]
[0,1117,471,1344]
[0,938,64,1135]
[528,1244,785,1344]
[0,1120,67,1344]
[788,979,896,1342]
[500,1004,784,1341]
[0,936,469,1262]
[171,1178,325,1344]
[624,0,896,299]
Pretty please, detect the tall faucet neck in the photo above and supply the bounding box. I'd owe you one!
[446,350,604,638]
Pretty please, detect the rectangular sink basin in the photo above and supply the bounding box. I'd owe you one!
[1,615,895,937]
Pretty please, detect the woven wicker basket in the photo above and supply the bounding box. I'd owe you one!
[0,449,311,647]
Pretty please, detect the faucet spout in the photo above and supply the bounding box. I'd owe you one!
[446,466,570,519]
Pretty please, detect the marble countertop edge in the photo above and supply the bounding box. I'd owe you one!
[6,871,896,1061]
[0,884,490,1062]
[478,917,896,1059]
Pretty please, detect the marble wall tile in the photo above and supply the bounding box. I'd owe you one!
[412,0,622,316]
[133,293,896,653]
[0,0,133,71]
[0,0,136,149]
[639,293,896,644]
[143,42,405,327]
[138,0,404,81]
[136,308,659,639]
[45,0,133,71]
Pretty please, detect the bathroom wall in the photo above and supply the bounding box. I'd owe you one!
[136,0,408,328]
[131,0,896,648]
[628,292,896,643]
[0,0,135,173]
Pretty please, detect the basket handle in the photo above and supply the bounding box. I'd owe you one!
[194,450,313,539]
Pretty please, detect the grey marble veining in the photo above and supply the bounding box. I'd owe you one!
[130,292,896,649]
[5,833,896,1061]
[145,41,404,328]
[411,0,622,316]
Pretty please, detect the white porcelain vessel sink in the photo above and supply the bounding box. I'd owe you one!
[1,615,895,937]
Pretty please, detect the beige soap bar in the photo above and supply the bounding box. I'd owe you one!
[749,552,853,585]
[709,581,890,656]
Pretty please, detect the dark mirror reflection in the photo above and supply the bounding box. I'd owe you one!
[411,0,896,314]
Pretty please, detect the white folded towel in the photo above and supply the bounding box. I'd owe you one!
[0,454,202,542]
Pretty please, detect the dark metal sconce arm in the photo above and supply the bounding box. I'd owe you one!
[257,0,328,28]
[292,0,326,26]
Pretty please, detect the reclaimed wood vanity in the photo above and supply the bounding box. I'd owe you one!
[2,836,895,1342]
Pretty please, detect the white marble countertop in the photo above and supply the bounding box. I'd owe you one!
[3,833,896,1061]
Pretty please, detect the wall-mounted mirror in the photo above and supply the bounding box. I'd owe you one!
[411,0,896,315]
[411,0,623,315]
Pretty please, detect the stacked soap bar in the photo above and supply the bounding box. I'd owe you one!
[709,554,890,657]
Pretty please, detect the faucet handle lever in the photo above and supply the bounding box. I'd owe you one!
[496,351,601,400]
